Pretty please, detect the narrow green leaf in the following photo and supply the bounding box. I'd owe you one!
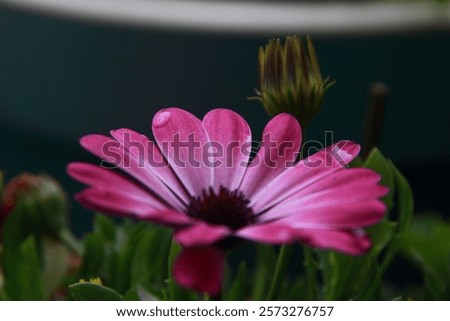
[78,233,106,279]
[380,162,414,274]
[319,250,382,300]
[354,259,382,300]
[318,251,354,300]
[226,261,247,300]
[111,222,151,293]
[93,214,117,242]
[267,244,292,300]
[4,236,45,300]
[251,244,276,300]
[130,226,172,287]
[280,277,307,301]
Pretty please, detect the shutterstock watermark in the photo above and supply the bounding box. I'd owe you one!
[100,131,351,169]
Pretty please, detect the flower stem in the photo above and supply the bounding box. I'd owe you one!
[361,82,389,158]
[267,244,292,300]
[58,229,82,256]
[303,246,317,300]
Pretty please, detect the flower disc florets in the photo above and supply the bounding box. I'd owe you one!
[187,186,255,231]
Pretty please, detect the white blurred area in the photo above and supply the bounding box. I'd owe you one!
[0,0,449,35]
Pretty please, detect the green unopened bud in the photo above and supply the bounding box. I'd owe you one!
[1,173,68,238]
[253,35,334,127]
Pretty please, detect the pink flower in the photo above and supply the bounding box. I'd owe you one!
[68,108,387,295]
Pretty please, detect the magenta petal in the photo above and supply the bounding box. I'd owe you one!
[152,108,213,196]
[80,134,184,211]
[269,200,387,229]
[237,223,371,255]
[251,141,361,212]
[305,140,361,167]
[175,223,230,247]
[202,109,252,191]
[284,168,388,201]
[79,134,119,163]
[110,128,189,203]
[76,188,191,225]
[173,247,225,295]
[237,223,295,244]
[240,113,301,198]
[293,228,372,255]
[67,162,158,204]
[260,168,388,223]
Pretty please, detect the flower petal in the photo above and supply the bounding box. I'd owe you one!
[75,188,191,226]
[173,247,225,295]
[236,223,295,244]
[267,200,387,229]
[80,134,184,211]
[202,109,252,191]
[152,108,213,196]
[110,128,189,203]
[240,113,301,198]
[237,223,371,255]
[251,140,360,212]
[174,223,231,247]
[292,228,371,255]
[260,168,388,224]
[67,162,160,205]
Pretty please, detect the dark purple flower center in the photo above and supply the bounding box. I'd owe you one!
[187,187,255,230]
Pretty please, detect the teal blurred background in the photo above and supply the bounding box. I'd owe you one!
[1,4,449,234]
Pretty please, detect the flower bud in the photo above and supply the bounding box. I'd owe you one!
[253,35,334,127]
[1,173,68,238]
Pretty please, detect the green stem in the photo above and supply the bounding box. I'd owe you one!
[267,244,292,300]
[303,246,317,300]
[58,229,82,256]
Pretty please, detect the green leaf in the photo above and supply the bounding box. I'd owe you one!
[280,277,307,300]
[251,244,276,300]
[1,207,45,300]
[3,236,45,300]
[226,261,247,300]
[380,162,414,273]
[77,217,174,298]
[318,154,414,300]
[93,214,117,242]
[367,220,397,257]
[110,223,146,293]
[78,233,106,279]
[318,251,352,300]
[353,259,382,300]
[364,148,396,211]
[69,282,125,301]
[349,156,364,168]
[318,251,381,300]
[400,213,450,300]
[130,226,172,287]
